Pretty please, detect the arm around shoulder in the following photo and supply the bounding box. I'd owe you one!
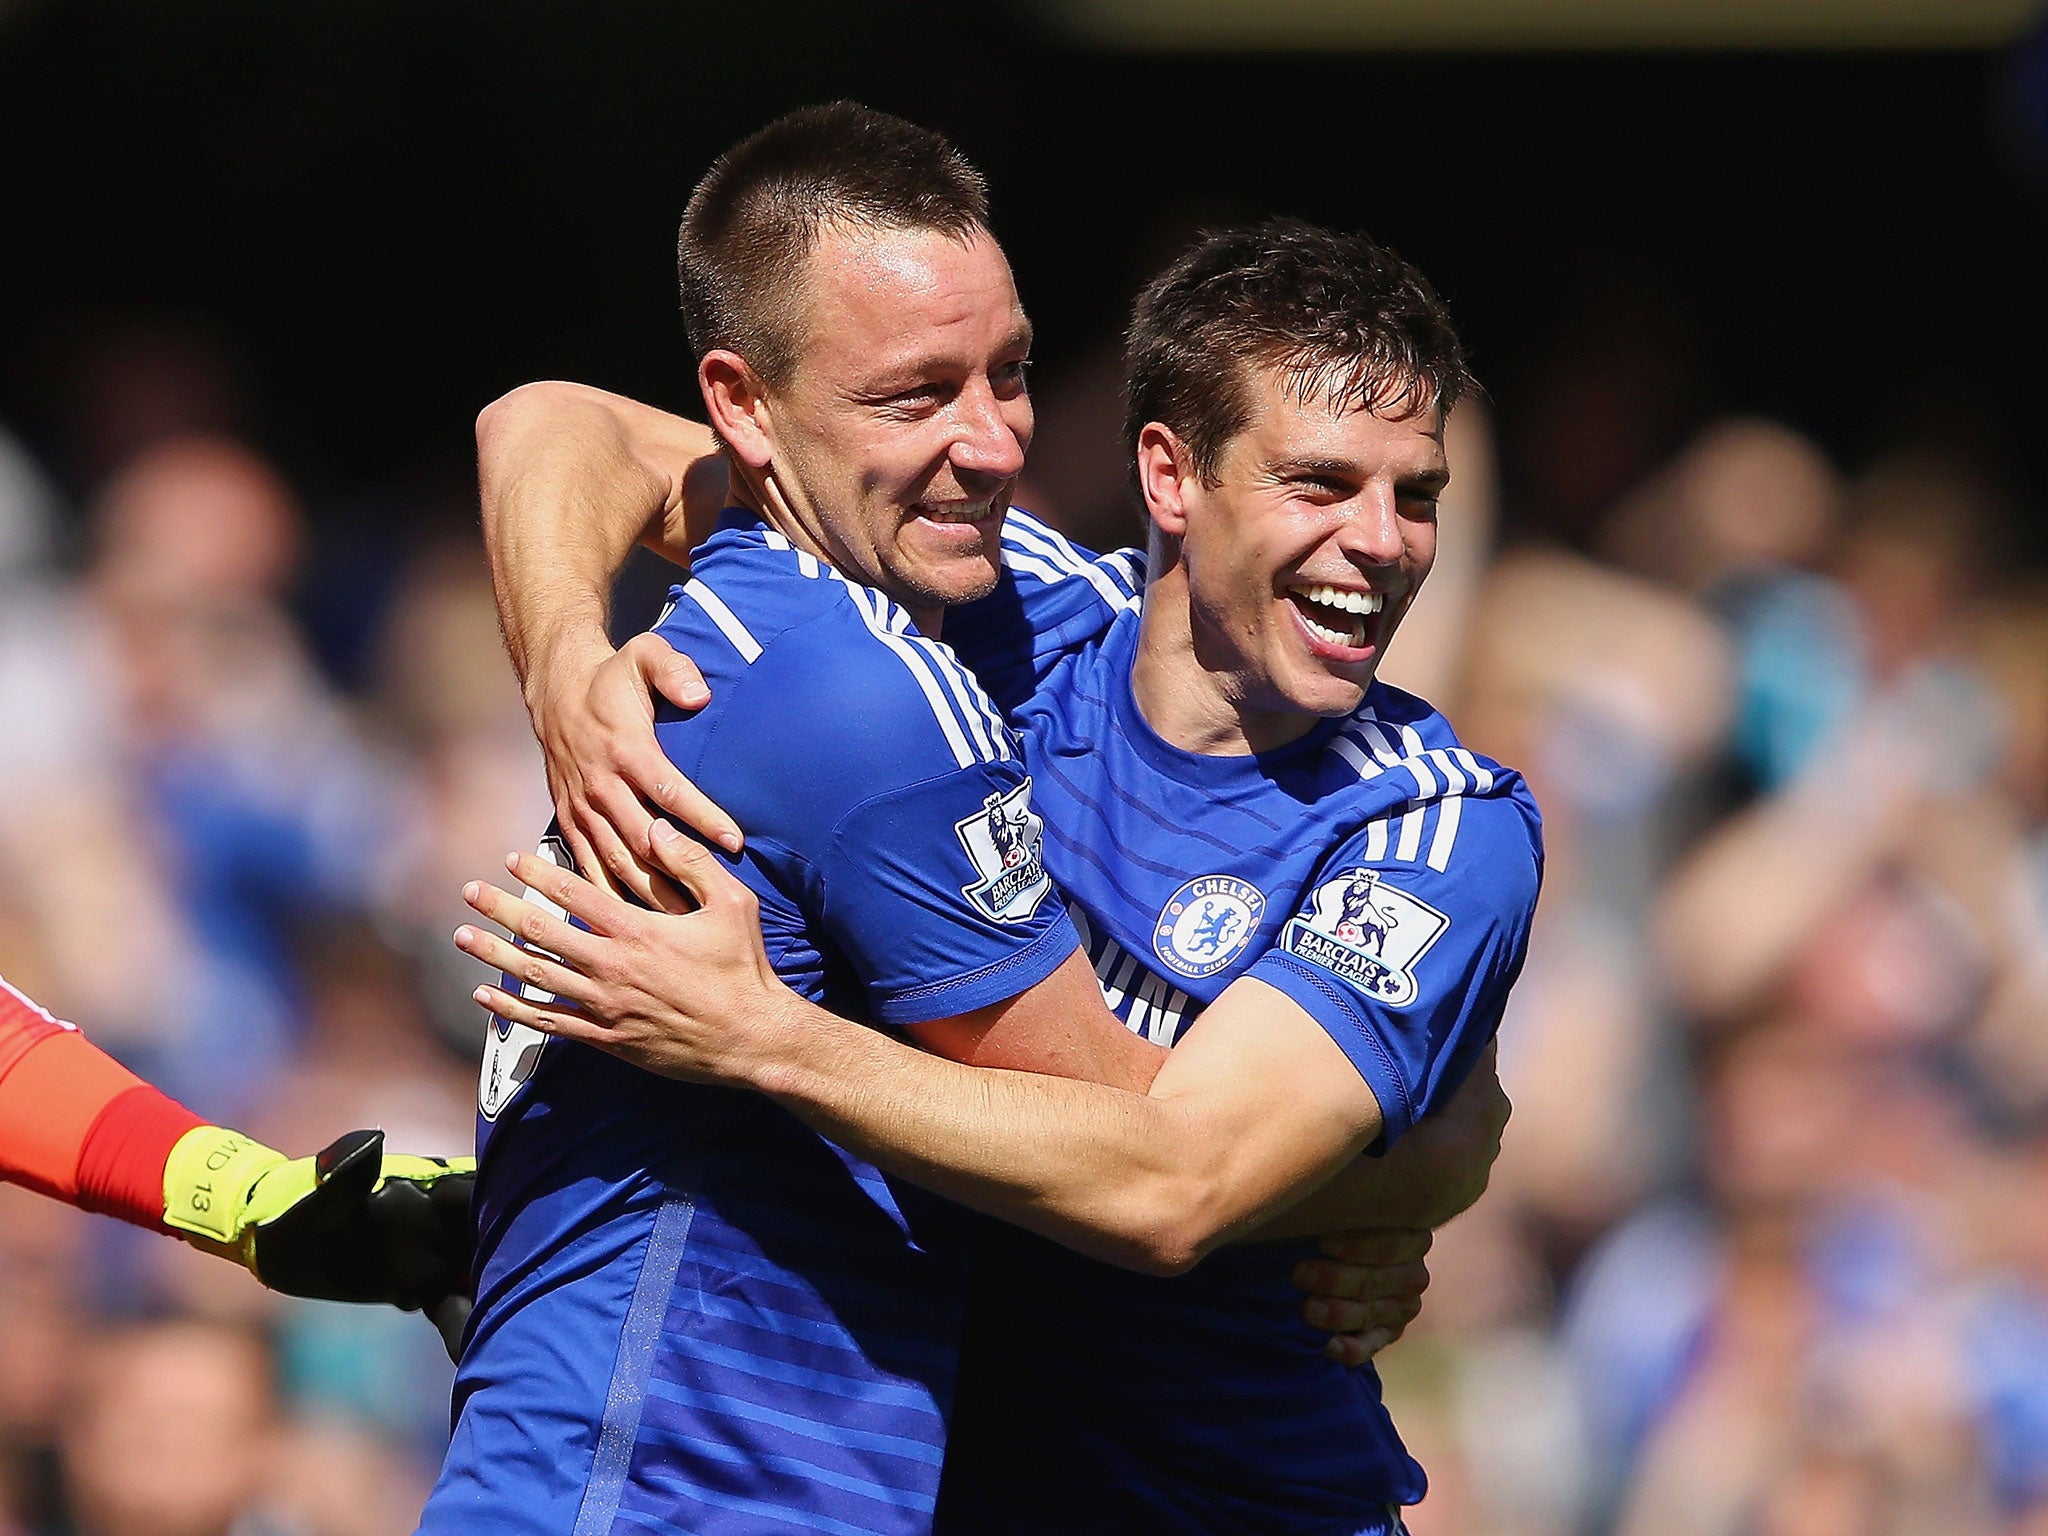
[476,381,723,690]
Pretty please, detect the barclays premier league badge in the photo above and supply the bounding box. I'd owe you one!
[1154,875,1265,979]
[1279,868,1449,1007]
[955,781,1054,924]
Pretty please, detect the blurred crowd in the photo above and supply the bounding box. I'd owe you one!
[0,329,543,1536]
[2,304,2046,1536]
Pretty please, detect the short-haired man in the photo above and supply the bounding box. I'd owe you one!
[462,157,1538,1532]
[427,106,1460,1536]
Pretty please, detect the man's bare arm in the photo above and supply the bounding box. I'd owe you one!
[460,838,1384,1277]
[475,381,715,684]
[475,382,735,881]
[1250,1042,1508,1239]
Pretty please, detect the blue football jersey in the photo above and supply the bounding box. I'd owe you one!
[934,519,1543,1534]
[422,515,1082,1536]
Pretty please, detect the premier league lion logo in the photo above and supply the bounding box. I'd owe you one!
[987,794,1033,870]
[954,783,1053,923]
[1330,870,1401,954]
[1280,866,1450,1006]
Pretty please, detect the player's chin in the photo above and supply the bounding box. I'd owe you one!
[1281,657,1373,719]
[904,543,1004,607]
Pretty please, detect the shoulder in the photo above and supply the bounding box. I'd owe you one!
[676,552,1017,800]
[1294,789,1540,973]
[1314,692,1542,914]
[995,509,1144,610]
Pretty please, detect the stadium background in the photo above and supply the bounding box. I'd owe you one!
[4,2,2048,1532]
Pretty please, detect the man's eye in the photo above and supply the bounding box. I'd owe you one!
[993,360,1033,392]
[883,384,947,410]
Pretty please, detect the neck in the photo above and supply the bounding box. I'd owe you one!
[729,465,943,637]
[1131,564,1319,756]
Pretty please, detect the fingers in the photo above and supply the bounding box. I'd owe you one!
[622,632,712,712]
[1292,1254,1431,1306]
[453,917,600,1007]
[643,765,743,854]
[471,983,607,1046]
[647,821,755,911]
[501,850,637,937]
[577,805,661,905]
[576,775,668,903]
[463,871,609,955]
[1324,1330,1396,1367]
[545,769,608,897]
[602,735,740,856]
[1314,1228,1433,1267]
[1302,1288,1424,1336]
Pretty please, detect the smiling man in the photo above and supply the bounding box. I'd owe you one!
[426,109,1469,1536]
[461,202,1539,1533]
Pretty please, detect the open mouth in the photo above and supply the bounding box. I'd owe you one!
[1285,582,1384,651]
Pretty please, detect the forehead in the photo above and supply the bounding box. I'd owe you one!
[1227,362,1446,473]
[793,223,1026,381]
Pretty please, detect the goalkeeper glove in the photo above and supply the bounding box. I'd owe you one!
[162,1125,474,1316]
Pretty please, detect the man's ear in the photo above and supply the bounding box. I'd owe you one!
[1134,422,1196,541]
[700,351,775,472]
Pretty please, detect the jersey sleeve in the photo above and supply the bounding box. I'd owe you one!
[816,762,1080,1026]
[684,607,1082,1030]
[944,510,1145,715]
[1245,793,1542,1147]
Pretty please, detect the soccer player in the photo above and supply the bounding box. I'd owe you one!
[432,109,1493,1536]
[465,168,1531,1536]
[0,974,474,1324]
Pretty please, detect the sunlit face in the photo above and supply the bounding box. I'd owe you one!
[751,222,1033,631]
[1168,366,1448,734]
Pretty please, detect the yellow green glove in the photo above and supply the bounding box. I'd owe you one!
[163,1125,475,1317]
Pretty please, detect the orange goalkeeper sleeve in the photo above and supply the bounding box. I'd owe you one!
[0,977,204,1230]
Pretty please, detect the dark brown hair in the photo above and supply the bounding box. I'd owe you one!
[1124,220,1471,484]
[677,102,991,387]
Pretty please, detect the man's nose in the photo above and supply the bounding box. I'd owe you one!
[1340,486,1405,567]
[951,381,1029,484]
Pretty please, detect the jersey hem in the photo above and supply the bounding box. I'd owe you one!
[870,912,1082,1027]
[1246,954,1418,1144]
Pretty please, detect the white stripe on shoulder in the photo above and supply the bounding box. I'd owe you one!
[1101,547,1145,593]
[1003,511,1139,613]
[681,578,762,664]
[1453,748,1496,791]
[1331,735,1383,781]
[910,634,1012,762]
[1363,815,1390,861]
[760,527,824,580]
[1337,704,1500,871]
[999,546,1081,590]
[1426,793,1463,872]
[1350,711,1432,864]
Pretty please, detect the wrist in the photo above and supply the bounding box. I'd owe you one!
[522,622,618,720]
[747,991,839,1104]
[161,1125,286,1262]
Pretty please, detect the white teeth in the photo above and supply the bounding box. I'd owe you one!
[1295,607,1368,649]
[1289,582,1383,616]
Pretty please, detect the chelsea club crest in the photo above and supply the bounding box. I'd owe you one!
[1153,875,1266,980]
